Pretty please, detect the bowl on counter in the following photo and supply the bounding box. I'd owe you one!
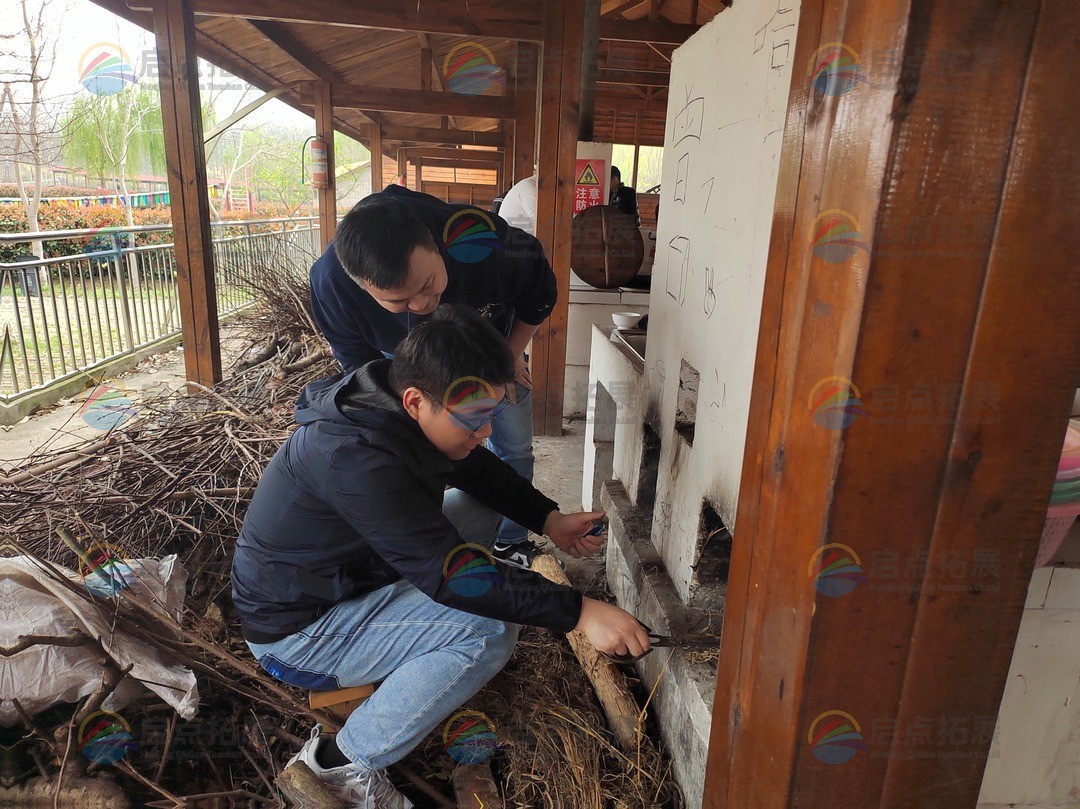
[611,311,643,329]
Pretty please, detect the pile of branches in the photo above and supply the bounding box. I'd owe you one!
[8,256,684,807]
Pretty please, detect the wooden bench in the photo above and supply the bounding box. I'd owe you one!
[307,684,376,723]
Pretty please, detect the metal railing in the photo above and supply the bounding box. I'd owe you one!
[0,217,320,401]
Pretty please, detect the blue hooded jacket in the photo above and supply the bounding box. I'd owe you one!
[230,361,582,642]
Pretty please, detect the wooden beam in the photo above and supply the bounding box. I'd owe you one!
[378,125,503,148]
[130,0,545,40]
[419,45,432,91]
[415,157,423,192]
[598,17,698,44]
[416,33,460,130]
[593,92,666,113]
[630,111,641,188]
[245,18,345,83]
[369,124,384,192]
[513,42,539,185]
[396,148,407,182]
[301,82,515,119]
[400,147,502,161]
[704,1,1080,806]
[532,0,584,434]
[151,0,220,389]
[578,0,600,141]
[203,85,287,143]
[597,67,669,87]
[313,82,336,251]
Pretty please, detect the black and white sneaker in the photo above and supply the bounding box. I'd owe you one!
[491,539,544,570]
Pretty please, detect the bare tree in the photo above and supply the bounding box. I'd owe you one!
[1,0,73,258]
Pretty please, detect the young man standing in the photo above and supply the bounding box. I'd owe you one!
[310,185,554,570]
[231,306,650,807]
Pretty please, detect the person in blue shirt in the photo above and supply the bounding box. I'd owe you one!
[232,305,650,806]
[310,185,556,570]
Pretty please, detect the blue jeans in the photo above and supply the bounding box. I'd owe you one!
[488,381,534,544]
[245,490,519,772]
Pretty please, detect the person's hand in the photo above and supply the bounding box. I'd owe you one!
[507,355,532,405]
[574,597,651,659]
[542,510,606,558]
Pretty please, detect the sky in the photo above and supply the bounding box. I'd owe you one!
[34,0,314,129]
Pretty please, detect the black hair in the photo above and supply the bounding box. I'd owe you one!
[389,304,516,402]
[611,165,622,180]
[333,195,438,289]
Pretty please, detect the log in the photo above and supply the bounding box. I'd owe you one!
[275,762,344,808]
[452,763,503,808]
[530,553,642,749]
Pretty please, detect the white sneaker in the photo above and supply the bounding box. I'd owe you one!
[284,725,414,808]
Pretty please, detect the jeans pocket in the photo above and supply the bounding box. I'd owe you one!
[513,381,532,403]
[259,653,341,691]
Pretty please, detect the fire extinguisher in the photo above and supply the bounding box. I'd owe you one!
[306,135,328,189]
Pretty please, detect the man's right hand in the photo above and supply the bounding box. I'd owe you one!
[574,597,652,659]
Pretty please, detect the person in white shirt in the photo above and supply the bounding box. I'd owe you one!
[496,174,538,236]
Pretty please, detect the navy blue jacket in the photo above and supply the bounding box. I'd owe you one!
[230,361,582,642]
[310,185,558,371]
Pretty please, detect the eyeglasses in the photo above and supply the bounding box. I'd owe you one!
[432,389,512,433]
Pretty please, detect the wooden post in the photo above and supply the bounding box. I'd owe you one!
[532,0,585,435]
[630,111,641,189]
[313,82,336,250]
[578,0,600,141]
[369,124,383,193]
[415,157,423,194]
[513,43,539,185]
[397,148,407,184]
[704,1,1080,807]
[420,46,432,91]
[151,0,221,389]
[501,127,514,187]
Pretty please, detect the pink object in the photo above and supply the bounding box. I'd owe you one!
[1035,423,1080,567]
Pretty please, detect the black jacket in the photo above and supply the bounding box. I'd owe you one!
[230,362,582,642]
[609,184,638,218]
[310,185,558,371]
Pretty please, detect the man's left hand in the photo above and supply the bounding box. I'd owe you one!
[542,510,606,558]
[508,355,532,404]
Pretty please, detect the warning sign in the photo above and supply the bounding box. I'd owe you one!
[574,158,605,214]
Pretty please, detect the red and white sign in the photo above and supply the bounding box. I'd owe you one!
[574,159,606,214]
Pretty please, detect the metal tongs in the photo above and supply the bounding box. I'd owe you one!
[601,621,719,664]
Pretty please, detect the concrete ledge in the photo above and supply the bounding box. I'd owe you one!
[602,479,717,807]
[0,334,182,426]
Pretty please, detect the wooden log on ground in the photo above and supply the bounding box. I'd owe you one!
[530,553,642,749]
[452,763,502,808]
[275,762,344,808]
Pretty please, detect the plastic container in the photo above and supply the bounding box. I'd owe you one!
[1036,421,1080,566]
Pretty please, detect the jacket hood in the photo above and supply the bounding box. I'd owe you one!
[295,359,406,429]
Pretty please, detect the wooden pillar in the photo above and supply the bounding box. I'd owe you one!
[501,128,514,188]
[704,1,1080,807]
[397,148,407,184]
[577,0,600,141]
[369,124,383,193]
[415,157,423,194]
[630,111,641,189]
[313,82,336,250]
[513,43,539,185]
[151,0,220,389]
[532,0,585,435]
[420,47,432,91]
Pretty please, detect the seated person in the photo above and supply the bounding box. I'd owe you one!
[231,305,651,807]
